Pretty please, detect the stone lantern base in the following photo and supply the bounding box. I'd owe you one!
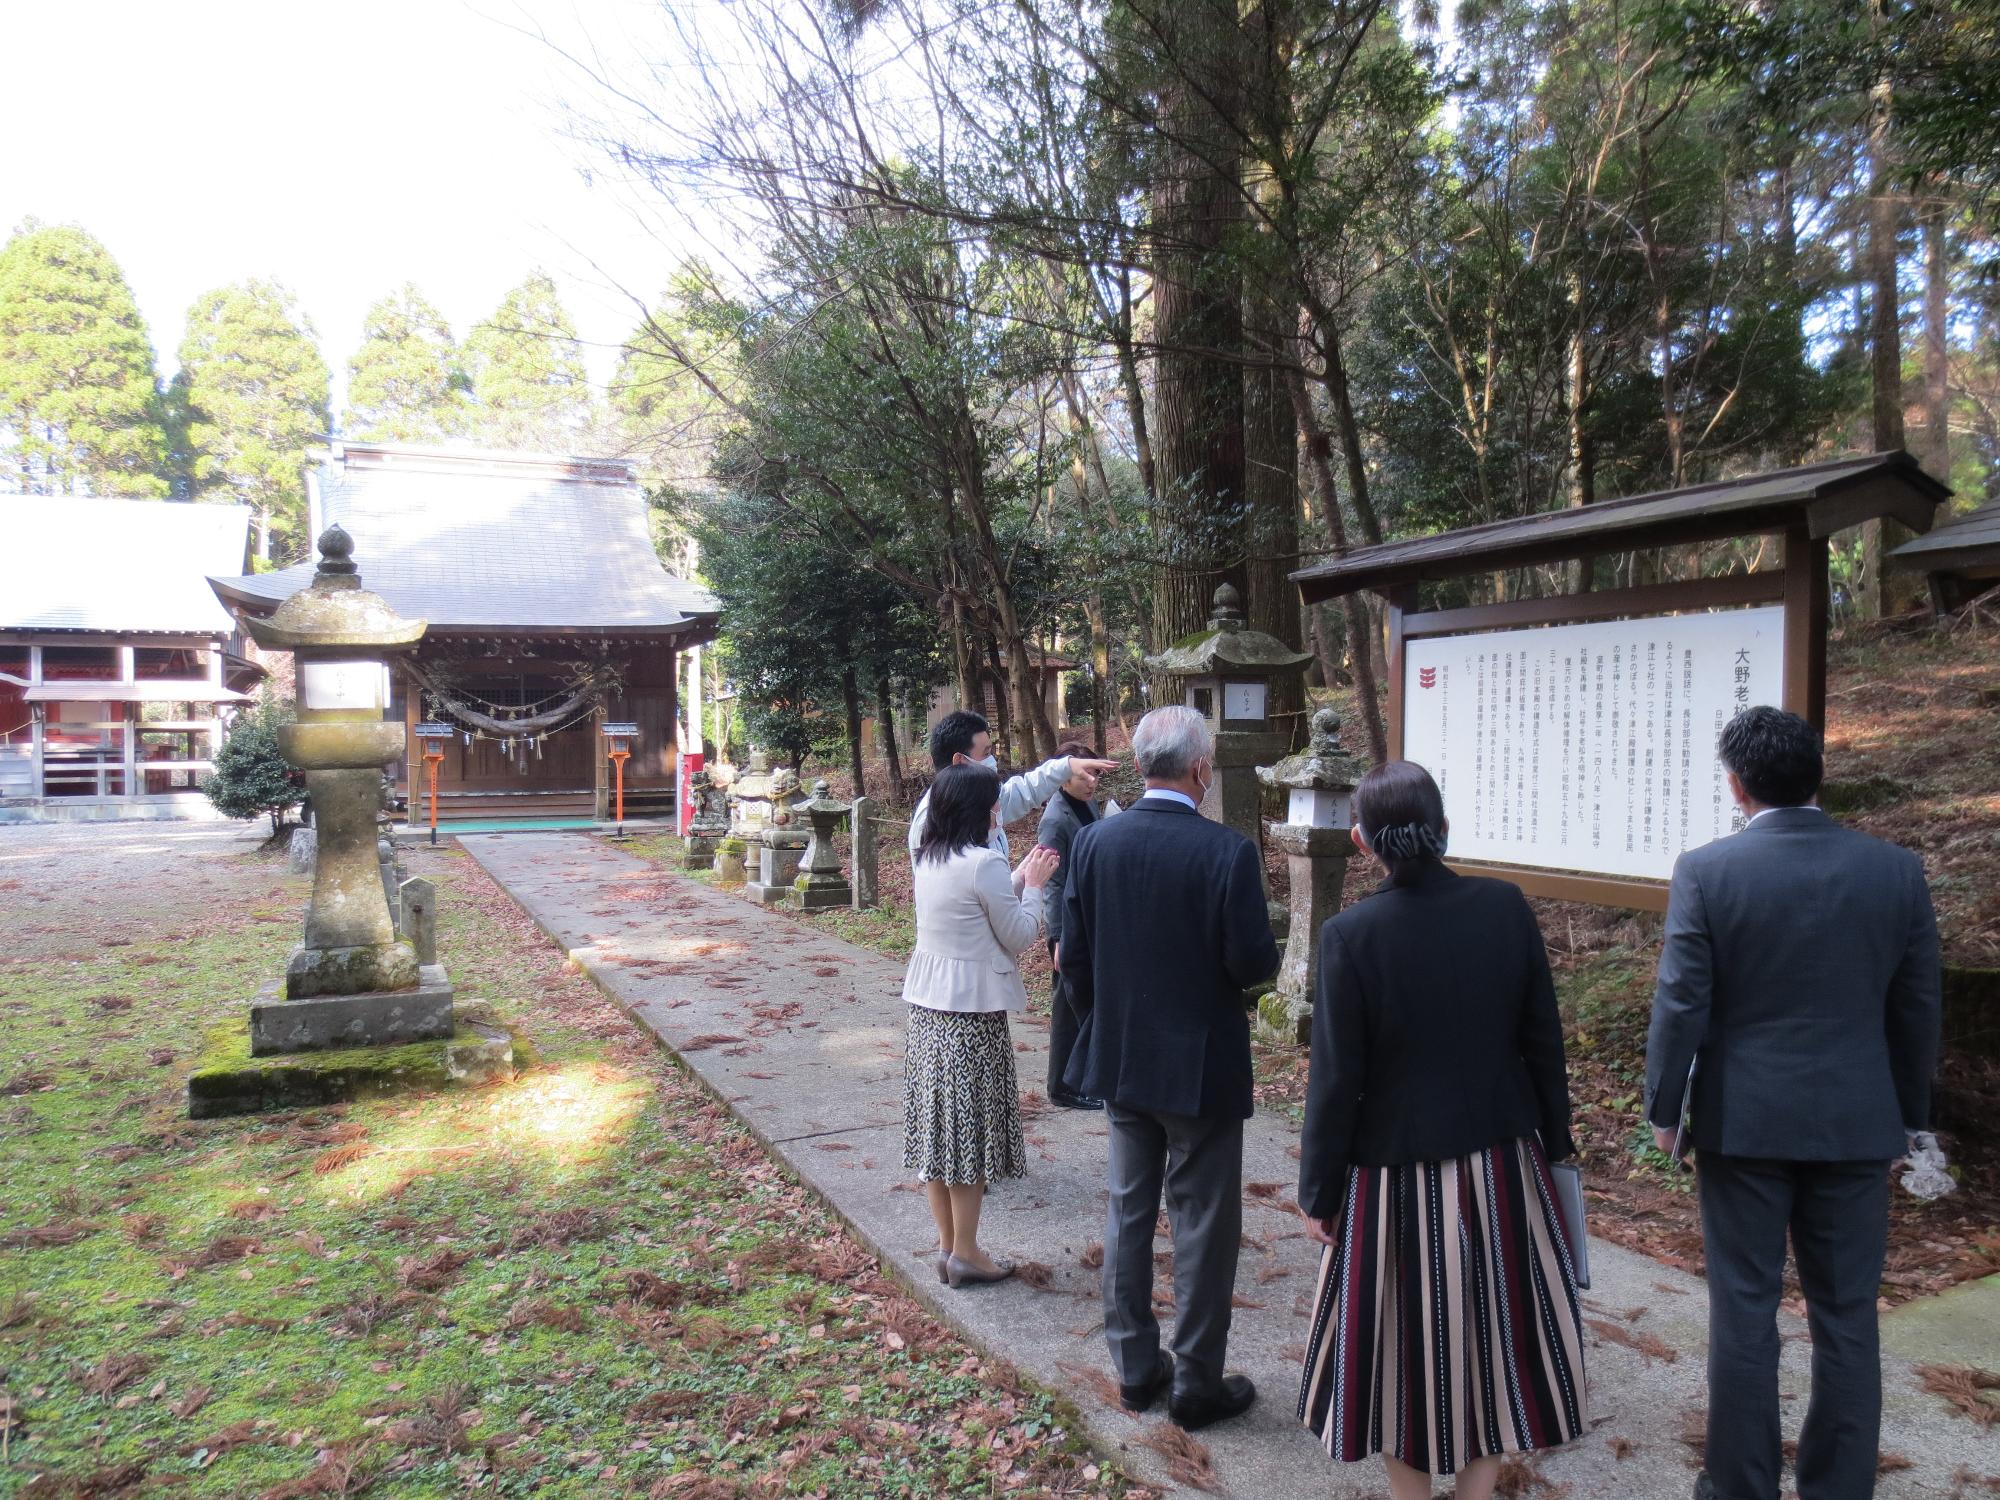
[1253,822,1351,1047]
[746,829,809,905]
[791,871,852,911]
[253,962,457,1056]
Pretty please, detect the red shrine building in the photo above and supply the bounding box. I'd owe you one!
[210,442,720,825]
[0,495,264,823]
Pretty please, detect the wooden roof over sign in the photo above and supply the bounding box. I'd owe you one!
[1290,451,1950,602]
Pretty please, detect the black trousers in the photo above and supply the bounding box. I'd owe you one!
[1046,942,1084,1100]
[1697,1153,1890,1500]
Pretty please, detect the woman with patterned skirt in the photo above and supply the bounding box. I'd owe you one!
[1296,761,1586,1500]
[902,763,1057,1288]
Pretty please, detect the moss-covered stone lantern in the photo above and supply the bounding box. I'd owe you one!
[1142,583,1313,852]
[242,525,447,1049]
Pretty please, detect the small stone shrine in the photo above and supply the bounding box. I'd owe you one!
[789,779,853,910]
[1254,706,1366,1044]
[745,766,811,904]
[187,527,512,1117]
[727,749,779,838]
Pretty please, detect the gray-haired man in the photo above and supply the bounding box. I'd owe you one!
[1059,705,1281,1430]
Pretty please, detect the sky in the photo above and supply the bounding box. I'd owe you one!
[0,0,708,409]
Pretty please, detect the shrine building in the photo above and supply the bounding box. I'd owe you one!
[210,442,720,826]
[0,494,264,822]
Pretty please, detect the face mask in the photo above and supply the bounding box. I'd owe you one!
[1192,762,1212,805]
[977,755,998,772]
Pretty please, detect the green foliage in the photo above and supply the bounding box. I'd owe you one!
[205,695,303,833]
[0,221,169,495]
[463,271,591,453]
[178,280,330,564]
[344,283,468,442]
[696,487,942,771]
[612,265,736,483]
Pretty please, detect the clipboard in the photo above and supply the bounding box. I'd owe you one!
[1669,1057,1698,1170]
[1549,1161,1590,1289]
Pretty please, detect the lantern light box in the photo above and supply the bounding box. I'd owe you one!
[299,660,388,714]
[1288,786,1352,830]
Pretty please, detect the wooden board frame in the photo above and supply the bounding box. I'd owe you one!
[1384,529,1828,910]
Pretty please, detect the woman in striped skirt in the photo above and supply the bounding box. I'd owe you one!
[1296,761,1586,1500]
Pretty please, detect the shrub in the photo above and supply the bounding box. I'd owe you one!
[206,695,304,835]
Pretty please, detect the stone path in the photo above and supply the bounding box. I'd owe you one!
[460,831,2000,1498]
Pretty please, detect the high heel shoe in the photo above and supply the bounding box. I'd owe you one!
[945,1253,1016,1288]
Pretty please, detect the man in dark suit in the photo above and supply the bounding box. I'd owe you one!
[1645,706,1941,1500]
[1061,705,1281,1431]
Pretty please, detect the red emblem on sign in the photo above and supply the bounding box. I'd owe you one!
[1418,666,1438,689]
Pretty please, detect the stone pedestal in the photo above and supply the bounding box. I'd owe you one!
[252,964,456,1056]
[747,829,808,904]
[714,841,748,885]
[682,832,718,871]
[1255,824,1351,1045]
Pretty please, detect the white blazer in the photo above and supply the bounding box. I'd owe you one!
[903,845,1045,1013]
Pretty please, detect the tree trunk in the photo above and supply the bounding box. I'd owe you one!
[1567,268,1596,593]
[1288,369,1386,761]
[1861,62,1915,618]
[1084,596,1111,756]
[1147,0,1247,672]
[1923,195,1951,483]
[1244,285,1303,738]
[875,676,903,797]
[982,634,1012,762]
[841,666,865,798]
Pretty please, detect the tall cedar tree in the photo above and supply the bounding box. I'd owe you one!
[178,281,330,565]
[464,272,591,453]
[345,284,468,443]
[0,223,169,496]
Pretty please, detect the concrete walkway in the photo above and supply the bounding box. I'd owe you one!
[460,832,1999,1498]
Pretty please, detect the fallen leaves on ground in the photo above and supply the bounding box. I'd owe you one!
[1916,1363,2000,1428]
[1138,1421,1218,1491]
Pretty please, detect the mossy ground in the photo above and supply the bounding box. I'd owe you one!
[0,827,1147,1499]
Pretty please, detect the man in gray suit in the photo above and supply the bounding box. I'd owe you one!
[1646,706,1941,1500]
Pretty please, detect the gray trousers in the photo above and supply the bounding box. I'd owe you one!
[1698,1153,1891,1500]
[1103,1104,1243,1395]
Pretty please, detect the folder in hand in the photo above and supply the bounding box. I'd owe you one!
[1668,1056,1698,1169]
[1549,1161,1591,1289]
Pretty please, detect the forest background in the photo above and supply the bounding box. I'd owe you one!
[3,0,1997,772]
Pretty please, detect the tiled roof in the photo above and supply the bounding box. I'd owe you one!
[0,494,249,634]
[210,443,720,634]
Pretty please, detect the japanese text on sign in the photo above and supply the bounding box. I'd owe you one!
[1402,606,1785,881]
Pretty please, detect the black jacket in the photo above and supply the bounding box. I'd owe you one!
[1059,797,1280,1119]
[1644,807,1941,1160]
[1037,790,1097,948]
[1298,861,1574,1220]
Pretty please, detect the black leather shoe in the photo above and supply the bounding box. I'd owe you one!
[1168,1373,1256,1431]
[1118,1362,1172,1413]
[1050,1091,1105,1111]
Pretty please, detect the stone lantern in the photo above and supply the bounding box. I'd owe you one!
[1254,706,1366,1044]
[1142,583,1313,852]
[242,525,451,1052]
[789,779,853,910]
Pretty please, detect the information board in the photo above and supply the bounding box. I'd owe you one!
[1401,606,1785,882]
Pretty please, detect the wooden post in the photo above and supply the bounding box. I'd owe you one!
[121,701,137,800]
[1781,526,1830,726]
[1384,585,1418,762]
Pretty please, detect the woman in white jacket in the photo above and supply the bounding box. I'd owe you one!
[903,762,1058,1288]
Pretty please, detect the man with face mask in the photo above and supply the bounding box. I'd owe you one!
[1058,705,1281,1432]
[906,710,1116,875]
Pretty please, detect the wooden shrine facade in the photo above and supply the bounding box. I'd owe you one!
[213,443,720,824]
[1290,451,1950,910]
[1,496,263,823]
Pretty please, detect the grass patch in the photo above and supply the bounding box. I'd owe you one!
[0,833,1150,1499]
